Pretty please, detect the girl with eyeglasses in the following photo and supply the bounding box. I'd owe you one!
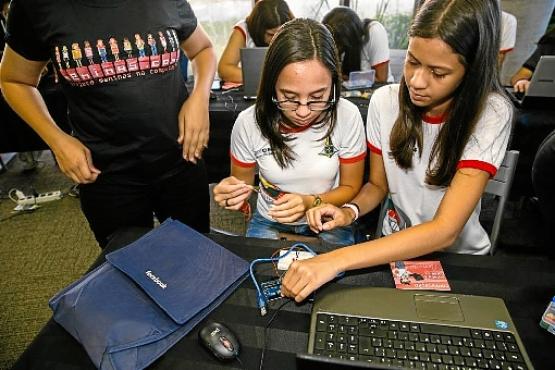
[213,18,366,247]
[281,0,513,302]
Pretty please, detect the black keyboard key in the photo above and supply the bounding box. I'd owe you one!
[441,354,454,365]
[358,337,372,355]
[506,352,522,362]
[453,356,465,366]
[418,352,431,362]
[472,329,483,339]
[430,353,443,364]
[385,348,396,359]
[440,335,452,345]
[316,315,327,331]
[465,357,478,367]
[314,332,326,350]
[420,323,471,337]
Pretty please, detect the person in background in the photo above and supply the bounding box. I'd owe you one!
[282,0,513,302]
[499,10,517,68]
[213,18,366,247]
[511,27,555,94]
[1,0,41,172]
[217,0,293,84]
[322,6,393,83]
[1,0,216,247]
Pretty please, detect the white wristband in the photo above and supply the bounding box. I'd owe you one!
[341,202,360,222]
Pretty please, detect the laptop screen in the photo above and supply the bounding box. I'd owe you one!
[240,47,268,99]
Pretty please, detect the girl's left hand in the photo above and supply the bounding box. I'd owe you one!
[178,91,210,163]
[267,193,308,223]
[281,253,341,302]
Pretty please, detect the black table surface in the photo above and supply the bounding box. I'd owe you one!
[11,228,555,370]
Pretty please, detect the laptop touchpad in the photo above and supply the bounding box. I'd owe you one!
[414,294,464,322]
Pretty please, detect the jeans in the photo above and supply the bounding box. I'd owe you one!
[246,209,355,248]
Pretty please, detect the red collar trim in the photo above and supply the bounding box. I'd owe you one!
[279,122,313,133]
[422,112,447,124]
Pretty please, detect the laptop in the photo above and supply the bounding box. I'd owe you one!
[506,55,555,109]
[240,47,268,99]
[299,286,534,370]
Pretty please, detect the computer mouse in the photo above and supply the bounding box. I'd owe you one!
[198,321,240,361]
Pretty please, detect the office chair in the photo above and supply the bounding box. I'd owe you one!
[374,150,520,255]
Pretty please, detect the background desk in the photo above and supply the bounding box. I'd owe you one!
[12,228,555,370]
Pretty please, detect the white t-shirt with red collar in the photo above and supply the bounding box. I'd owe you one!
[233,20,256,48]
[366,84,512,254]
[231,98,367,225]
[500,11,517,55]
[360,21,394,82]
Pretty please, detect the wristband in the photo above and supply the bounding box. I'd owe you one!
[341,202,360,221]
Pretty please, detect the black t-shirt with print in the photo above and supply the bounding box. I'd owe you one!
[6,0,197,177]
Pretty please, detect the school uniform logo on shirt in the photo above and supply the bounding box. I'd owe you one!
[53,29,181,87]
[382,197,411,235]
[319,137,339,158]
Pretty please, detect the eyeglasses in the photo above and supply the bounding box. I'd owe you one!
[272,87,336,112]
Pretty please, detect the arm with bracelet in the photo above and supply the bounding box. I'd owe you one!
[306,151,388,233]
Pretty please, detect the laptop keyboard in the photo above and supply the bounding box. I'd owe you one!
[313,313,529,370]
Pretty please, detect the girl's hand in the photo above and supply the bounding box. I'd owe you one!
[306,204,353,233]
[267,193,308,223]
[513,79,530,94]
[281,253,341,302]
[213,176,252,210]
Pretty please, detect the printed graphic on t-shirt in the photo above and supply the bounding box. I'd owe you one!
[381,196,411,235]
[319,137,339,158]
[259,174,288,203]
[53,29,181,87]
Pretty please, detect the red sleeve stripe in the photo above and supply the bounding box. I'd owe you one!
[371,59,390,68]
[367,141,382,155]
[340,151,367,164]
[230,151,256,168]
[233,26,247,41]
[457,160,497,177]
[499,47,514,54]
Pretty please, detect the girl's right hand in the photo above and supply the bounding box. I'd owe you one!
[213,176,252,210]
[513,79,530,94]
[306,204,354,234]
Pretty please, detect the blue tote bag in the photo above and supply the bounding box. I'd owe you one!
[49,219,249,370]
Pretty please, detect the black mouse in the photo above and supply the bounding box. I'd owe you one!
[198,321,240,361]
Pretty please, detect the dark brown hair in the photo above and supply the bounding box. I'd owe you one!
[390,0,508,186]
[322,6,374,75]
[246,0,294,47]
[255,18,342,168]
